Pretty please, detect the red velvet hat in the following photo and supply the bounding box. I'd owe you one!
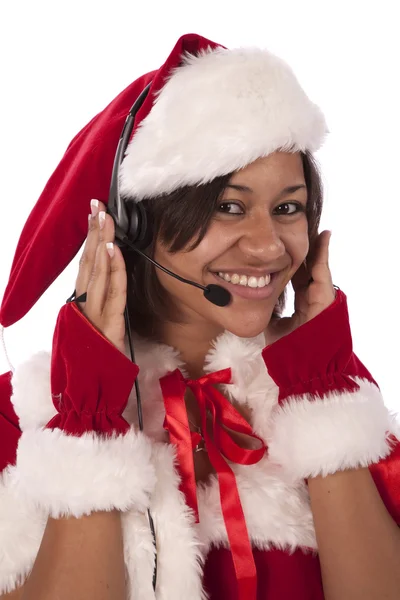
[0,33,328,328]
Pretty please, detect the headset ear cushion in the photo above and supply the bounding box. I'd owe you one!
[128,201,153,250]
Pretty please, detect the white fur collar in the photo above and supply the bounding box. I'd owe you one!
[125,330,279,443]
[123,331,317,553]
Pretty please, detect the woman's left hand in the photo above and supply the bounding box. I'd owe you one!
[267,230,336,344]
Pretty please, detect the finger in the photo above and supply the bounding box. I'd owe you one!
[312,230,331,265]
[309,230,332,286]
[85,211,116,315]
[102,243,127,320]
[75,199,106,306]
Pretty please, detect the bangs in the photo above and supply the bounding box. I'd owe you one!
[146,174,231,252]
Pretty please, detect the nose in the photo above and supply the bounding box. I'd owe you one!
[237,213,285,261]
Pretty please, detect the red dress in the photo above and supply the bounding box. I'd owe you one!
[204,547,325,600]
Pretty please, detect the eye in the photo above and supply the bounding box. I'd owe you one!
[274,202,305,216]
[217,202,244,215]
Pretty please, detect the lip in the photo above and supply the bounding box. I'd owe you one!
[211,271,279,300]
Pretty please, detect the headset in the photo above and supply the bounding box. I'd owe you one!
[108,84,154,252]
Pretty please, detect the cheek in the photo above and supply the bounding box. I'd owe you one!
[183,224,237,273]
[285,228,310,270]
[153,246,205,283]
[154,227,235,279]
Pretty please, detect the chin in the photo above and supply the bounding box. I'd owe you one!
[220,310,273,340]
[225,324,267,339]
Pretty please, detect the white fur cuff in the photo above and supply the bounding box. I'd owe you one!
[267,378,392,480]
[15,427,156,518]
[0,468,46,594]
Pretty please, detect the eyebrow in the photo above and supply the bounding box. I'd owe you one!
[226,183,307,199]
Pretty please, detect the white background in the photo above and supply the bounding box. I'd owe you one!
[1,1,399,413]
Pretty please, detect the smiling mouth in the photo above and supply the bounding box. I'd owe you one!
[216,272,273,289]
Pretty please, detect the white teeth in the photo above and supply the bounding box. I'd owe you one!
[217,272,273,288]
[248,276,258,288]
[218,272,231,282]
[259,275,271,287]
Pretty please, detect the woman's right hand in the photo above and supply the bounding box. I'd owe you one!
[75,199,127,354]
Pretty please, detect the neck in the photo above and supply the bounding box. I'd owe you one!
[158,319,224,379]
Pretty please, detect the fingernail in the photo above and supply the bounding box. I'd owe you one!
[106,242,114,258]
[99,211,106,230]
[90,199,99,217]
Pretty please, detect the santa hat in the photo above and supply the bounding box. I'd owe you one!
[0,33,328,329]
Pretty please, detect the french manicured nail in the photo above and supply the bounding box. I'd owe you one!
[90,199,99,217]
[106,242,114,258]
[99,211,106,230]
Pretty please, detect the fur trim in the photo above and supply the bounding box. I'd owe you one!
[205,331,279,439]
[123,443,206,600]
[267,378,393,480]
[122,510,157,600]
[197,457,317,554]
[11,351,56,430]
[0,466,46,594]
[15,427,156,518]
[150,444,206,600]
[120,46,328,200]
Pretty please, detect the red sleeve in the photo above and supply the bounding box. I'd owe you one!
[370,436,400,526]
[262,289,378,401]
[0,370,21,471]
[48,302,138,435]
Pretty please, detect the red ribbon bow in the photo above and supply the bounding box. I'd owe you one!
[160,367,267,600]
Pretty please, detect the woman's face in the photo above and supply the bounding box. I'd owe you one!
[154,151,310,339]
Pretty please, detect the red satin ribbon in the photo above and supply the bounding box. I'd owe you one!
[160,367,267,600]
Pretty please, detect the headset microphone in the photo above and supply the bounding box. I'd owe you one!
[203,284,231,307]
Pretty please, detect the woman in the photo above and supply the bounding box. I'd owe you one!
[0,33,399,600]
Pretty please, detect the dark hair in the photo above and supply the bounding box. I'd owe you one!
[124,151,323,338]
